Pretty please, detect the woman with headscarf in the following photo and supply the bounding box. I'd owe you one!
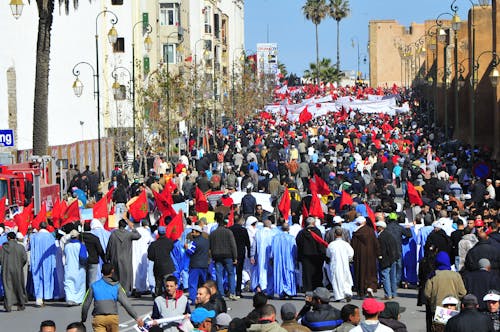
[424,251,466,332]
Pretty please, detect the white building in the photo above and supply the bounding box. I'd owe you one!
[0,0,244,151]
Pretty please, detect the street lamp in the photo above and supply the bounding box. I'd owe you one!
[9,0,24,19]
[111,66,132,100]
[131,21,153,161]
[72,9,119,180]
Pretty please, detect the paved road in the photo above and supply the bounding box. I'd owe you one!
[1,288,425,331]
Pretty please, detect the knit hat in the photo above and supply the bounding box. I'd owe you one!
[435,251,451,271]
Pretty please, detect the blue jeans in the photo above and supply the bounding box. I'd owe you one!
[188,268,208,302]
[381,261,398,298]
[395,257,403,285]
[215,258,236,296]
[87,264,99,287]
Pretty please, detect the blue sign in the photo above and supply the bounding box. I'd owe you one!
[0,130,14,147]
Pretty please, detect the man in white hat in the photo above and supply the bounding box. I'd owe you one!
[483,290,500,331]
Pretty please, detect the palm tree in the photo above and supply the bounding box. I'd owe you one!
[32,0,81,155]
[302,0,328,88]
[328,0,350,73]
[303,58,342,84]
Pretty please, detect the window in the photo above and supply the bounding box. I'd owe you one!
[163,44,176,64]
[204,6,212,34]
[159,3,179,26]
[111,0,123,5]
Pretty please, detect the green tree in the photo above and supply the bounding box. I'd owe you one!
[328,0,351,73]
[278,62,288,83]
[302,0,328,87]
[30,0,82,155]
[303,58,342,84]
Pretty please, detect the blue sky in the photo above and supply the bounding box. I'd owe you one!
[244,0,472,76]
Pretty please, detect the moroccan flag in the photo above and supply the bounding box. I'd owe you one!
[301,203,309,225]
[0,196,6,223]
[227,206,235,227]
[313,174,331,196]
[195,187,209,213]
[365,203,377,231]
[298,106,313,124]
[14,202,33,236]
[165,209,184,241]
[93,196,109,219]
[309,192,324,219]
[308,229,328,248]
[61,199,80,226]
[128,190,149,221]
[161,188,174,206]
[32,201,47,230]
[153,190,177,218]
[105,187,115,203]
[165,179,177,194]
[339,191,354,209]
[278,187,291,221]
[407,181,423,206]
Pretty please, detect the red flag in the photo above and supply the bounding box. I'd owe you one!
[278,187,291,221]
[14,202,33,236]
[301,203,309,227]
[104,205,115,231]
[128,190,149,221]
[52,199,66,229]
[298,106,313,124]
[313,174,331,196]
[308,229,329,248]
[165,179,178,194]
[165,209,184,241]
[105,187,115,203]
[93,196,109,219]
[227,206,235,227]
[161,188,174,206]
[195,187,209,213]
[309,192,324,219]
[153,190,177,217]
[407,181,423,206]
[31,202,47,230]
[61,199,80,226]
[365,203,377,231]
[0,196,6,223]
[339,191,353,209]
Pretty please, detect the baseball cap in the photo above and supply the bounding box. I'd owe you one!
[191,307,216,324]
[312,287,331,303]
[483,290,500,302]
[280,303,297,321]
[376,221,387,228]
[474,220,485,227]
[362,298,385,315]
[191,225,203,233]
[442,296,459,305]
[216,313,232,327]
[333,216,344,224]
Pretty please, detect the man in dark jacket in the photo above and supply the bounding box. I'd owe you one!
[376,221,400,300]
[299,287,343,331]
[209,213,238,300]
[426,222,453,260]
[82,222,106,286]
[445,294,494,332]
[385,213,412,286]
[296,217,326,292]
[229,215,251,297]
[186,225,210,303]
[464,230,500,274]
[241,187,257,218]
[147,226,175,296]
[463,258,500,311]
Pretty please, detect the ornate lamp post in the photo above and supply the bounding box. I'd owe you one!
[72,9,119,180]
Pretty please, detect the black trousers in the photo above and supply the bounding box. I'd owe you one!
[235,256,245,295]
[301,256,324,292]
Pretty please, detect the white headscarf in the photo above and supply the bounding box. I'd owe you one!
[90,218,104,230]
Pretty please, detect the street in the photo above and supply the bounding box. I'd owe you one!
[1,288,425,331]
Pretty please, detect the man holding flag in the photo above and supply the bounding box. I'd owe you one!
[296,217,326,292]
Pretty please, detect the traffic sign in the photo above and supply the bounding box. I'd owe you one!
[0,129,14,147]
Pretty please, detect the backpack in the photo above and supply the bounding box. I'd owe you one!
[79,242,88,266]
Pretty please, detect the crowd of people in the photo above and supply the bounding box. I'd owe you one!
[1,85,500,332]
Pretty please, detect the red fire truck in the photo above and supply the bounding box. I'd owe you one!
[0,161,60,211]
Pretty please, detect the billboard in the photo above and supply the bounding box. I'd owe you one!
[256,43,278,75]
